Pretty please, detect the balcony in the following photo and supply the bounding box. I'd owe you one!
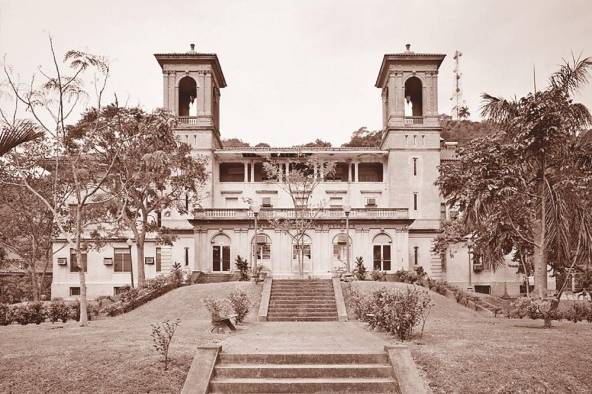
[404,116,423,125]
[177,116,199,125]
[192,207,409,221]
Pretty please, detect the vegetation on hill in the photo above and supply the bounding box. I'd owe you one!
[440,119,494,144]
[341,127,383,147]
[221,137,251,147]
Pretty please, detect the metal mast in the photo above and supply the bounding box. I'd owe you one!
[450,50,466,119]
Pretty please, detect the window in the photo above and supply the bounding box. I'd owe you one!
[156,211,162,228]
[114,248,132,272]
[413,158,418,176]
[440,203,447,220]
[414,246,419,266]
[185,193,190,211]
[261,197,272,207]
[70,287,80,296]
[413,193,418,211]
[178,76,197,116]
[156,247,162,272]
[253,234,271,260]
[404,76,423,117]
[332,234,351,263]
[70,249,87,272]
[219,162,245,182]
[114,287,128,295]
[358,163,383,182]
[212,245,230,271]
[184,247,189,266]
[292,235,312,260]
[365,197,377,207]
[373,233,392,271]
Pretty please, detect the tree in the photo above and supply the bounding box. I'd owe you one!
[436,56,592,314]
[262,158,335,277]
[255,142,271,148]
[341,127,383,147]
[222,137,250,147]
[0,180,55,301]
[1,37,116,326]
[300,139,332,148]
[79,105,207,287]
[0,120,42,157]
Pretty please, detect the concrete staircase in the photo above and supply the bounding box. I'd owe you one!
[267,280,338,321]
[209,352,399,393]
[429,260,443,280]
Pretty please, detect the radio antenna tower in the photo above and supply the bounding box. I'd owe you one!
[450,50,467,119]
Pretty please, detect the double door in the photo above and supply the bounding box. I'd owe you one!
[212,245,230,271]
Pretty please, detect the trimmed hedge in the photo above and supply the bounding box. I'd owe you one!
[100,282,178,317]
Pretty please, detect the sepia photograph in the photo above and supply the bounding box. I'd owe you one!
[0,1,591,393]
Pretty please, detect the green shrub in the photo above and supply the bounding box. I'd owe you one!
[235,255,250,281]
[145,275,169,290]
[0,303,11,325]
[48,301,70,323]
[228,289,250,323]
[564,302,592,323]
[349,289,370,319]
[362,286,432,340]
[69,301,93,321]
[370,271,386,281]
[171,262,183,285]
[151,319,181,371]
[27,302,45,324]
[353,257,367,280]
[11,304,30,325]
[203,297,233,322]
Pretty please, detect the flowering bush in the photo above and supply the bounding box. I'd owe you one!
[370,271,386,281]
[354,286,432,340]
[203,296,233,322]
[228,289,250,323]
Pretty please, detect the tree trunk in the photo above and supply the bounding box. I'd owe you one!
[29,238,39,301]
[137,236,146,288]
[76,206,88,326]
[533,163,548,298]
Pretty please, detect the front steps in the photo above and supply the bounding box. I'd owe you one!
[267,280,338,321]
[209,352,399,393]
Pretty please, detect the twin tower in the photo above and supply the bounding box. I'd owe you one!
[154,43,446,151]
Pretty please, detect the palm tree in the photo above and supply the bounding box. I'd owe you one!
[0,120,42,157]
[480,55,592,298]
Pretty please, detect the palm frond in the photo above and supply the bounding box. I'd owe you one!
[0,120,43,156]
[550,55,592,94]
[480,93,519,125]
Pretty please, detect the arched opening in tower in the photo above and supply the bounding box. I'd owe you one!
[178,76,197,116]
[404,77,423,117]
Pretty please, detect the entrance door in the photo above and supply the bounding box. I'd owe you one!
[212,245,230,271]
[292,235,312,274]
[373,244,391,271]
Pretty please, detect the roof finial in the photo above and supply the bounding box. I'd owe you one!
[189,43,196,52]
[405,43,411,52]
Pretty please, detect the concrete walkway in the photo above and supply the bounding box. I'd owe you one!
[222,321,390,353]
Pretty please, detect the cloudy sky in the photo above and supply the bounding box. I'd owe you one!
[1,0,591,146]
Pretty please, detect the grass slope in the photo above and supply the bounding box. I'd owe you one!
[348,281,592,394]
[0,282,261,394]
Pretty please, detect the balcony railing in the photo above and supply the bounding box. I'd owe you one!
[404,116,423,125]
[177,116,199,125]
[193,207,409,220]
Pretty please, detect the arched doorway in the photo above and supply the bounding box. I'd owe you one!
[332,233,351,269]
[211,233,230,272]
[404,76,423,117]
[292,234,312,274]
[178,76,197,116]
[251,233,271,268]
[373,233,392,271]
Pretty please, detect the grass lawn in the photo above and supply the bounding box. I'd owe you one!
[347,281,592,394]
[0,282,261,394]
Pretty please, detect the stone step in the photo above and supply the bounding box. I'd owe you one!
[214,363,393,379]
[219,353,389,364]
[267,316,337,322]
[270,295,336,300]
[267,313,338,319]
[268,307,337,312]
[209,377,398,393]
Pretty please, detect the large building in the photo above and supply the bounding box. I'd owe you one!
[51,45,521,299]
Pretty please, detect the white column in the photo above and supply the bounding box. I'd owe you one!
[348,162,352,183]
[204,71,212,116]
[244,162,248,183]
[251,161,255,182]
[354,162,359,182]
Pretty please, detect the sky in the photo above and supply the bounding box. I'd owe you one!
[1,0,591,146]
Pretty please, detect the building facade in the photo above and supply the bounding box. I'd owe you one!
[51,45,522,299]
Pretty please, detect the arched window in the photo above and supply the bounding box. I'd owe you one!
[252,233,271,261]
[211,233,230,271]
[178,76,197,116]
[332,233,351,264]
[404,77,423,117]
[372,233,392,271]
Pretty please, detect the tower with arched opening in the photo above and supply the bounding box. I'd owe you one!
[376,44,446,275]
